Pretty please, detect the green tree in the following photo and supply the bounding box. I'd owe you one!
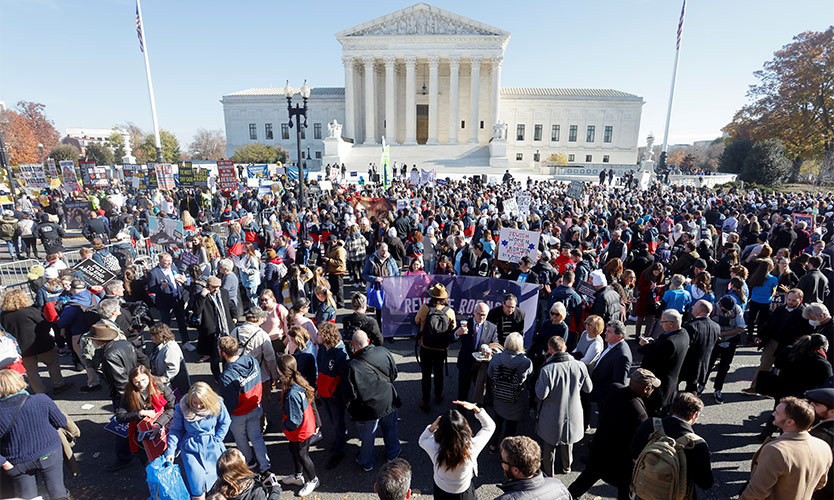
[230,143,287,164]
[719,139,753,173]
[723,27,834,182]
[109,131,126,163]
[741,139,791,186]
[84,143,114,166]
[47,145,80,167]
[137,130,181,163]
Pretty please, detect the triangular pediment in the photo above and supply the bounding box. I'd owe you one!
[335,3,509,38]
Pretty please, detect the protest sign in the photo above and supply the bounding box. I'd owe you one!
[104,416,130,438]
[379,275,539,345]
[517,192,532,215]
[409,169,420,185]
[319,180,332,191]
[397,199,409,210]
[194,168,209,188]
[79,161,95,186]
[792,212,814,228]
[497,228,540,263]
[566,180,584,199]
[178,162,194,187]
[575,280,597,298]
[148,216,185,248]
[247,164,268,180]
[45,159,60,187]
[503,197,518,216]
[73,259,117,286]
[19,164,48,190]
[154,163,175,190]
[216,160,238,190]
[351,196,395,218]
[60,161,82,192]
[420,169,435,185]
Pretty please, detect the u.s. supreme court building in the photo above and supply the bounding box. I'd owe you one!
[222,3,644,172]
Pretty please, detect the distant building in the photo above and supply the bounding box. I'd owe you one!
[62,127,132,160]
[222,3,643,170]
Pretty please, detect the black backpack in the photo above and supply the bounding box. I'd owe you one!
[420,306,454,350]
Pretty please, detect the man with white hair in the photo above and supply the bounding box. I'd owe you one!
[804,302,833,361]
[680,300,720,394]
[638,309,690,415]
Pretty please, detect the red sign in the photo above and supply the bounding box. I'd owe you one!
[216,160,238,191]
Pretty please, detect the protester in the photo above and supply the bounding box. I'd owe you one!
[415,283,458,412]
[208,448,281,500]
[638,309,690,414]
[191,275,238,380]
[494,435,572,500]
[487,333,532,452]
[147,323,191,401]
[275,354,320,496]
[316,322,350,469]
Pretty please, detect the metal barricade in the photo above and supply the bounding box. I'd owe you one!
[0,258,42,296]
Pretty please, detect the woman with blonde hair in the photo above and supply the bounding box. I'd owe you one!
[0,289,71,395]
[166,382,231,500]
[0,369,70,500]
[486,332,529,453]
[313,285,336,324]
[208,448,280,500]
[238,242,261,304]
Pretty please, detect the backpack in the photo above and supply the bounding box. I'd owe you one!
[492,365,523,404]
[97,251,121,273]
[420,306,453,350]
[631,418,704,500]
[0,221,15,240]
[111,246,134,270]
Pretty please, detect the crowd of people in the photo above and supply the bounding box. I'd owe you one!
[0,171,833,500]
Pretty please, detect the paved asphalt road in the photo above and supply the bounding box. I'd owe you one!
[27,280,774,500]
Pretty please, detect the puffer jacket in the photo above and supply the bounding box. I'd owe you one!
[56,289,96,337]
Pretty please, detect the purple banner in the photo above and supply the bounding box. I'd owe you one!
[379,275,540,346]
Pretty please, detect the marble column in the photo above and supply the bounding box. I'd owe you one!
[404,56,417,145]
[490,56,503,133]
[342,56,355,140]
[447,56,460,144]
[362,56,376,145]
[384,56,396,144]
[468,56,482,144]
[427,56,440,145]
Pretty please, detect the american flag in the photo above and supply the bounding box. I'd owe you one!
[136,2,144,53]
[676,0,686,50]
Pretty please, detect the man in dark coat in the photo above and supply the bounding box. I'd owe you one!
[486,294,525,345]
[508,256,539,284]
[346,330,401,472]
[590,320,632,411]
[680,300,721,394]
[452,234,477,276]
[638,309,690,416]
[190,276,238,381]
[569,369,658,500]
[88,323,148,406]
[631,392,714,496]
[590,271,621,326]
[383,228,407,270]
[295,236,322,269]
[147,252,190,346]
[798,256,830,304]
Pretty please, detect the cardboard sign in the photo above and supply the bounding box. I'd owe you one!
[503,197,519,216]
[792,212,814,228]
[45,159,60,187]
[497,228,540,264]
[19,163,48,189]
[178,162,194,187]
[216,160,237,190]
[60,161,82,192]
[79,160,95,186]
[149,216,185,248]
[104,415,130,438]
[73,259,117,286]
[517,192,532,215]
[566,181,584,199]
[194,168,209,188]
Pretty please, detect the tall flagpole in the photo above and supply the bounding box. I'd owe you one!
[136,0,164,162]
[659,0,686,171]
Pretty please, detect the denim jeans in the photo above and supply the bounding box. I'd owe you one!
[5,240,16,260]
[354,410,401,470]
[229,406,270,472]
[320,396,347,456]
[4,448,69,500]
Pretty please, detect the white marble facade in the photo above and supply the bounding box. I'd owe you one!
[222,3,644,167]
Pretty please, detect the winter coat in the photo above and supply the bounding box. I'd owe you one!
[535,352,592,446]
[148,340,191,399]
[56,289,96,337]
[346,344,399,421]
[487,350,533,422]
[0,306,54,357]
[230,322,278,383]
[220,355,262,416]
[494,472,572,500]
[101,339,149,405]
[166,403,231,497]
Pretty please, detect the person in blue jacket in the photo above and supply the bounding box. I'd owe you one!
[166,382,231,500]
[662,274,693,313]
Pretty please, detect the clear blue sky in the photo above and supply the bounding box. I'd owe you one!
[1,0,829,150]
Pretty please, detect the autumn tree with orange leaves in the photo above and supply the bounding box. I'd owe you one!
[0,101,60,165]
[724,27,834,183]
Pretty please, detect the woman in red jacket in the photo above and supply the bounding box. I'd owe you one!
[276,354,319,497]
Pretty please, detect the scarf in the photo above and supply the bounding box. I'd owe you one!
[0,389,28,401]
[209,291,231,338]
[182,404,213,422]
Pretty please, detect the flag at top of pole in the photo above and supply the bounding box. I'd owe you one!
[660,0,687,160]
[135,0,163,162]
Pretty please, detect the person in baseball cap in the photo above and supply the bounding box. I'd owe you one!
[631,368,662,388]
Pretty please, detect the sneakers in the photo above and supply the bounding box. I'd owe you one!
[281,473,304,486]
[299,477,320,496]
[714,391,724,404]
[182,342,196,352]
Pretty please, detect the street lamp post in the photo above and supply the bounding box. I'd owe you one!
[0,129,15,198]
[284,80,311,207]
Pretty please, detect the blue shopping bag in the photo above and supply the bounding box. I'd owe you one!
[146,455,189,500]
[366,283,385,310]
